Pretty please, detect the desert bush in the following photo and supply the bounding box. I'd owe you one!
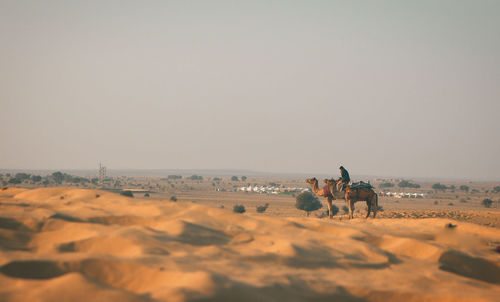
[189,175,203,181]
[342,205,349,214]
[377,205,384,212]
[231,176,239,181]
[434,201,439,205]
[448,202,454,206]
[482,198,493,208]
[256,203,269,213]
[144,193,150,197]
[459,198,467,203]
[8,178,21,184]
[459,185,470,192]
[95,194,100,198]
[233,204,246,213]
[241,176,247,181]
[493,186,500,193]
[170,196,177,202]
[295,192,322,216]
[14,173,31,182]
[432,183,447,191]
[31,175,42,182]
[379,182,394,188]
[121,190,134,197]
[329,204,339,216]
[398,180,420,188]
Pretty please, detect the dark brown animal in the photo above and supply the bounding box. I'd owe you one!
[324,178,378,219]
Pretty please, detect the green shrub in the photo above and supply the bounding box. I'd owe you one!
[432,183,447,191]
[256,203,269,213]
[144,193,150,197]
[482,198,493,208]
[379,182,394,188]
[170,196,177,202]
[398,180,420,188]
[121,190,134,197]
[342,205,349,214]
[233,204,246,213]
[295,192,322,216]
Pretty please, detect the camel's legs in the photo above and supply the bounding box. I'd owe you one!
[365,200,371,219]
[348,200,355,219]
[372,194,378,218]
[326,197,333,219]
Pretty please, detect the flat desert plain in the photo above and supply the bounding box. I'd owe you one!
[1,187,500,302]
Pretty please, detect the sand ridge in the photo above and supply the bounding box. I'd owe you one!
[0,187,499,301]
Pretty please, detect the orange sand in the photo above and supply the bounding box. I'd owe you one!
[0,188,499,301]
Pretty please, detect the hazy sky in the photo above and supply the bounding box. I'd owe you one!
[1,1,499,179]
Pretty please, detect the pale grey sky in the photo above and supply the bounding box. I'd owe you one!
[1,1,499,179]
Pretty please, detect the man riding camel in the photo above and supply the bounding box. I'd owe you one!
[338,166,350,191]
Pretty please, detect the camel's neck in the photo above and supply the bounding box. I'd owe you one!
[309,181,322,195]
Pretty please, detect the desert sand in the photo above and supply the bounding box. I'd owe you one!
[1,187,499,302]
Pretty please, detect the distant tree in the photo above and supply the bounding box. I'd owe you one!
[482,198,493,208]
[241,176,247,181]
[295,191,322,216]
[120,190,134,197]
[168,175,182,180]
[231,176,239,181]
[31,175,42,182]
[256,203,269,213]
[432,183,447,191]
[398,180,420,188]
[493,186,500,193]
[213,177,222,182]
[14,173,31,182]
[170,196,177,202]
[189,175,203,181]
[459,185,470,192]
[52,171,64,184]
[233,204,246,213]
[379,182,394,188]
[8,178,21,184]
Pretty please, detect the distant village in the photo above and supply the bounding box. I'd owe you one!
[379,192,428,198]
[237,185,311,194]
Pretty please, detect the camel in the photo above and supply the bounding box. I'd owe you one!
[305,177,342,219]
[324,178,378,219]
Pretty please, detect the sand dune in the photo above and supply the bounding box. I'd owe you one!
[1,188,499,301]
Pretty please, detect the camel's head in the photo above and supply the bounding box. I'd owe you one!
[305,177,317,185]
